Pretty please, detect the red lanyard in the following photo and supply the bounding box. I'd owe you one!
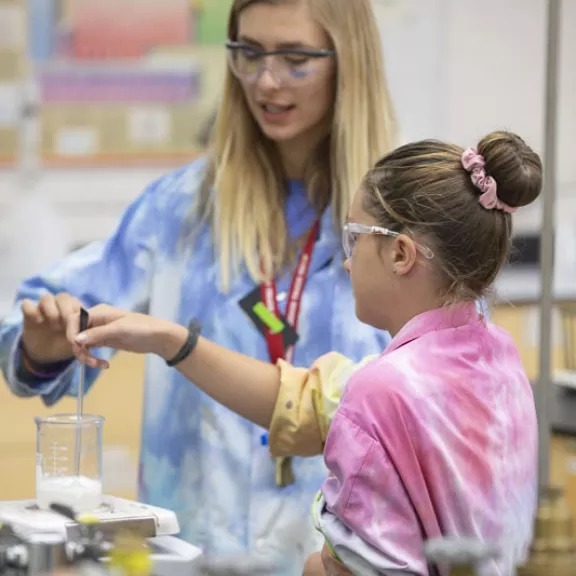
[260,219,320,364]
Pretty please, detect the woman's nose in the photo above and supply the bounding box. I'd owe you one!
[256,65,281,91]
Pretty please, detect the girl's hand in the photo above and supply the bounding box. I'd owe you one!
[303,552,325,576]
[321,544,353,576]
[303,546,353,576]
[66,304,187,368]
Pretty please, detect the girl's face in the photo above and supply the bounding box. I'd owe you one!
[344,187,438,334]
[233,1,335,148]
[344,188,398,330]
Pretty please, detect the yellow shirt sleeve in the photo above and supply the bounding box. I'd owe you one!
[268,352,377,459]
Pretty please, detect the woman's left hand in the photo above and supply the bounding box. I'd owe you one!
[66,304,187,369]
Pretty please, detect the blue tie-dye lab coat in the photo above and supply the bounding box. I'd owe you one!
[0,158,391,574]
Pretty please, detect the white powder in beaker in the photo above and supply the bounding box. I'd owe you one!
[36,475,102,513]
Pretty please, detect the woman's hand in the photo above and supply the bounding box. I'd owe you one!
[21,293,83,363]
[66,304,187,369]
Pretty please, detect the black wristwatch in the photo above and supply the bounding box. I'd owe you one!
[166,319,202,367]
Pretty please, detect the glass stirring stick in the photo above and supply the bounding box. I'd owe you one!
[74,308,89,476]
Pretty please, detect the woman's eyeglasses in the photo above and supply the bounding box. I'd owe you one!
[225,40,335,86]
[342,222,435,260]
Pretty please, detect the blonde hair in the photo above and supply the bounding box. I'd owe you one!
[196,0,396,290]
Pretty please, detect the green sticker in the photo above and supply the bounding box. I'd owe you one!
[252,302,284,334]
[238,286,299,348]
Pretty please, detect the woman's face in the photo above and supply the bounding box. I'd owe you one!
[235,1,335,147]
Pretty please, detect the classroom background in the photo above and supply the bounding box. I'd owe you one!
[0,0,575,529]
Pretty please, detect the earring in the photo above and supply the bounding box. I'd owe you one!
[392,268,397,274]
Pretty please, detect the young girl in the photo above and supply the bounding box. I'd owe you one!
[67,130,540,575]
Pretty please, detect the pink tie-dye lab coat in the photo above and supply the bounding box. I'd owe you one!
[320,303,538,575]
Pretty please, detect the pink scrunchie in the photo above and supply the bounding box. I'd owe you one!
[461,147,517,213]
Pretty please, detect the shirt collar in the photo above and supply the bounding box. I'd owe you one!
[383,302,482,356]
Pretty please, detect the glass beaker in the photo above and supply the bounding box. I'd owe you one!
[35,414,105,513]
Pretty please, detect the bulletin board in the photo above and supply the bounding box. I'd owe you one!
[0,0,26,166]
[9,0,234,167]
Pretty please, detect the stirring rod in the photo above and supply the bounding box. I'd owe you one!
[74,308,89,476]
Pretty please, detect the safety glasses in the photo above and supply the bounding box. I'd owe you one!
[342,222,435,260]
[226,40,335,86]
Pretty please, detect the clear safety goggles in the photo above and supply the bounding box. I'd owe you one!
[342,222,435,260]
[226,40,335,86]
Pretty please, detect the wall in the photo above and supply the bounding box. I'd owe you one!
[377,0,576,223]
[442,0,576,227]
[374,0,448,141]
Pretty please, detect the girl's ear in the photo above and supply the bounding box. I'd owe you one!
[389,234,418,276]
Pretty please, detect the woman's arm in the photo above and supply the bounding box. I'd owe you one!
[69,306,375,455]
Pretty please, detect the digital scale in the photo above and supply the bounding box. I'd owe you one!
[1,404,276,574]
[0,496,203,575]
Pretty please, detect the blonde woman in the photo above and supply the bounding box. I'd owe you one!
[0,0,395,573]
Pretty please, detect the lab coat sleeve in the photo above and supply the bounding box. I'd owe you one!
[268,352,378,457]
[0,166,194,407]
[320,407,427,575]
